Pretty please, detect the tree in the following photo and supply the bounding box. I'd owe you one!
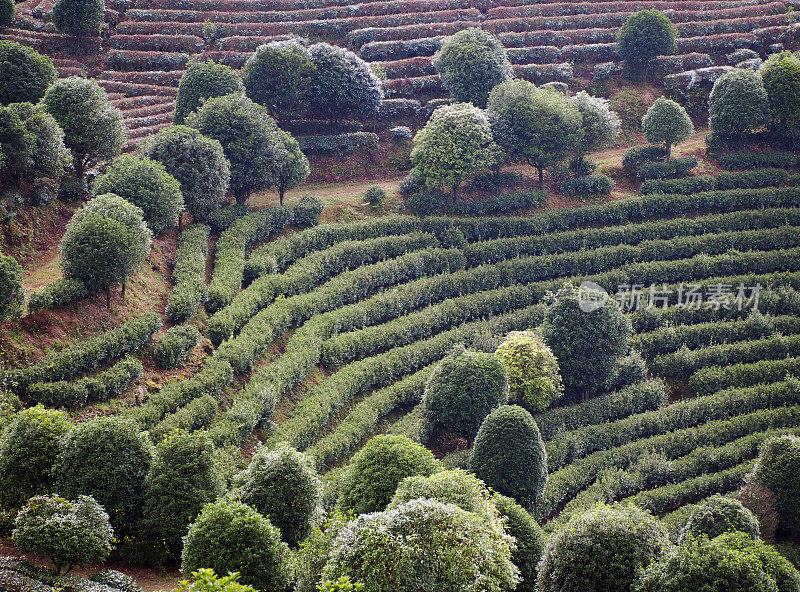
[54,416,155,535]
[138,430,223,564]
[181,500,290,592]
[494,331,563,412]
[433,28,513,108]
[186,93,282,205]
[487,80,581,186]
[0,250,24,323]
[423,348,509,440]
[714,532,800,592]
[13,495,113,575]
[573,91,621,173]
[470,405,547,510]
[541,283,632,399]
[0,0,13,27]
[708,68,772,144]
[173,61,244,124]
[760,52,800,144]
[493,494,546,592]
[142,125,230,222]
[538,504,672,592]
[293,195,323,227]
[642,97,693,159]
[323,498,519,592]
[60,193,152,305]
[338,434,440,515]
[234,443,321,547]
[681,495,761,542]
[0,405,72,509]
[0,41,56,105]
[51,0,104,40]
[308,42,383,122]
[269,128,310,205]
[94,155,184,234]
[411,102,502,198]
[752,434,800,536]
[41,77,126,181]
[616,9,677,76]
[242,39,315,121]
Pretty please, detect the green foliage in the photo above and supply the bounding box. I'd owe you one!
[542,282,632,398]
[423,347,509,438]
[323,498,519,592]
[573,90,621,161]
[338,434,440,515]
[51,0,104,38]
[294,510,351,592]
[715,532,800,592]
[753,435,800,536]
[680,494,760,541]
[318,577,363,592]
[561,174,614,199]
[0,406,71,510]
[234,443,321,546]
[404,188,443,217]
[622,145,667,174]
[495,331,562,412]
[718,150,800,169]
[41,77,125,179]
[294,195,323,228]
[0,41,56,105]
[0,0,13,26]
[444,190,546,216]
[616,10,677,74]
[181,500,290,592]
[271,128,310,204]
[13,495,113,574]
[242,39,315,120]
[0,250,23,322]
[636,155,698,179]
[493,494,545,592]
[154,324,201,370]
[169,570,256,592]
[91,569,141,592]
[166,224,210,322]
[364,187,384,208]
[433,28,513,108]
[55,416,155,535]
[142,126,230,222]
[760,52,800,141]
[411,102,502,197]
[538,503,671,592]
[642,97,694,156]
[173,61,243,125]
[471,405,547,510]
[709,68,772,143]
[389,469,499,522]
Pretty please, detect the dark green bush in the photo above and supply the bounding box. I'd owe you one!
[561,173,614,198]
[173,61,243,124]
[637,156,698,179]
[753,434,800,536]
[623,145,668,174]
[709,68,772,144]
[641,175,716,195]
[616,9,677,75]
[51,0,104,38]
[0,41,56,105]
[166,224,210,323]
[759,52,800,142]
[405,189,443,217]
[493,494,546,592]
[444,190,546,216]
[0,0,13,26]
[154,325,201,370]
[680,494,760,541]
[365,187,385,208]
[718,150,800,170]
[469,170,521,192]
[293,195,323,228]
[207,204,249,232]
[0,250,24,322]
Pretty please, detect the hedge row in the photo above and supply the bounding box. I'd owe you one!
[28,279,89,314]
[641,168,789,195]
[2,313,160,393]
[27,356,143,409]
[623,145,668,174]
[385,403,435,444]
[154,324,202,370]
[149,394,219,443]
[207,206,293,312]
[717,150,800,170]
[637,156,698,180]
[296,132,379,155]
[166,224,210,323]
[443,190,546,216]
[689,356,800,397]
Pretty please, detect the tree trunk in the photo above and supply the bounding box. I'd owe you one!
[74,155,85,180]
[178,211,183,231]
[451,184,458,201]
[234,192,248,206]
[279,187,285,205]
[538,167,544,188]
[121,279,126,299]
[665,142,672,160]
[105,286,111,308]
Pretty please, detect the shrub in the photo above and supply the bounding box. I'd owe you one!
[55,416,155,535]
[388,469,499,522]
[364,187,384,208]
[636,156,698,180]
[718,150,800,169]
[444,190,546,216]
[170,570,256,592]
[495,331,562,412]
[181,500,290,592]
[642,97,694,158]
[294,510,351,592]
[680,495,761,541]
[166,224,210,323]
[709,69,772,144]
[471,405,547,510]
[616,10,677,75]
[573,91,621,169]
[561,174,614,198]
[714,532,800,592]
[0,41,56,105]
[91,570,141,592]
[606,350,648,391]
[0,250,23,322]
[640,175,716,195]
[752,435,800,536]
[173,61,243,125]
[41,77,125,180]
[434,28,513,108]
[622,145,667,174]
[0,0,13,26]
[338,434,440,515]
[51,0,104,39]
[539,504,671,592]
[234,443,321,547]
[404,188,443,217]
[0,406,72,509]
[293,195,323,228]
[207,205,249,232]
[423,347,509,439]
[493,494,545,592]
[271,128,310,205]
[323,498,519,592]
[142,126,230,222]
[760,52,800,143]
[12,495,113,574]
[154,325,201,370]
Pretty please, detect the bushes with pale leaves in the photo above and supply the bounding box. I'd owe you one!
[495,331,562,412]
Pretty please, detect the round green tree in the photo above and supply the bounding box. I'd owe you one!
[423,348,509,439]
[181,499,290,592]
[269,127,310,205]
[494,331,563,412]
[487,80,581,186]
[681,495,761,542]
[541,283,632,399]
[538,504,672,592]
[0,250,24,323]
[616,10,677,76]
[433,28,513,108]
[709,68,772,144]
[0,405,72,509]
[714,532,800,592]
[234,443,321,547]
[470,405,547,510]
[54,416,154,535]
[338,434,441,515]
[0,41,56,105]
[142,125,230,222]
[411,102,502,199]
[242,39,315,121]
[752,434,800,536]
[760,52,800,143]
[51,0,104,39]
[642,97,694,159]
[13,495,113,575]
[323,498,519,592]
[493,494,546,592]
[41,77,126,180]
[573,91,621,172]
[94,155,184,234]
[173,61,244,124]
[0,0,13,27]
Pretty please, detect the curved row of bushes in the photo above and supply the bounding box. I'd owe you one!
[166,224,210,323]
[690,356,800,397]
[641,168,789,195]
[27,279,89,315]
